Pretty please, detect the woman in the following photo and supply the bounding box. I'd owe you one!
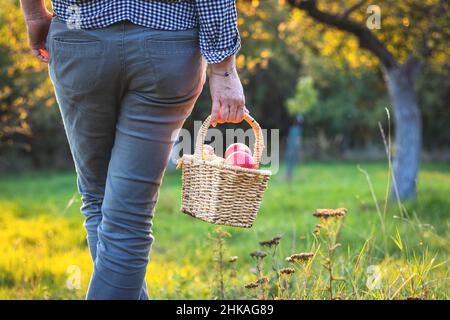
[20,0,246,299]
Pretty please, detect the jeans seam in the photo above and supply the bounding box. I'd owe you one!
[120,22,126,85]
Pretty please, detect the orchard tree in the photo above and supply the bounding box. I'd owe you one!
[286,76,318,116]
[287,0,448,199]
[285,76,318,180]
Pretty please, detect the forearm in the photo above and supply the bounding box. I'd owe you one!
[209,55,236,74]
[20,0,52,62]
[20,0,49,20]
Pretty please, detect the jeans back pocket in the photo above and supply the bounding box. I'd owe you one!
[144,37,204,98]
[50,38,104,92]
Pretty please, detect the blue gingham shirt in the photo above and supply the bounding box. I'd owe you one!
[51,0,241,64]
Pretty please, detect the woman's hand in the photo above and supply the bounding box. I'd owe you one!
[21,1,52,63]
[209,55,247,127]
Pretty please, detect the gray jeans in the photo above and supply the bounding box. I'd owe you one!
[47,17,206,299]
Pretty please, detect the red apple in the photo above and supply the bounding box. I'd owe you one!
[225,143,252,159]
[224,151,257,169]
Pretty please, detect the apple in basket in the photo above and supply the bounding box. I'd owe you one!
[224,143,252,159]
[201,144,225,165]
[202,144,216,161]
[224,151,257,169]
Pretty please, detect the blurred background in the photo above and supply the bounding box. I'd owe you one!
[1,0,449,172]
[0,0,448,299]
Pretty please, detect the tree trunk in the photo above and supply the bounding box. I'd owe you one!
[285,115,302,181]
[384,61,422,200]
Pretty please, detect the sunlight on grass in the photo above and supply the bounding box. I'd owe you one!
[0,163,448,299]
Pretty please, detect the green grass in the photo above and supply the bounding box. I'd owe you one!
[0,162,448,299]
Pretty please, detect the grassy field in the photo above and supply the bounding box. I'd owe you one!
[0,162,448,299]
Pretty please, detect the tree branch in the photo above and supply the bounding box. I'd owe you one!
[341,0,367,20]
[287,0,398,70]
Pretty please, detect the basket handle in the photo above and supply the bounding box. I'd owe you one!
[194,114,265,167]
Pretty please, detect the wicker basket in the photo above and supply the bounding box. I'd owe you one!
[177,114,271,228]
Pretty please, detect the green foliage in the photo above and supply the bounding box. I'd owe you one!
[287,0,449,67]
[0,0,59,170]
[418,66,450,149]
[286,76,318,115]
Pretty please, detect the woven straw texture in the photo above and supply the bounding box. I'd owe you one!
[178,115,271,228]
